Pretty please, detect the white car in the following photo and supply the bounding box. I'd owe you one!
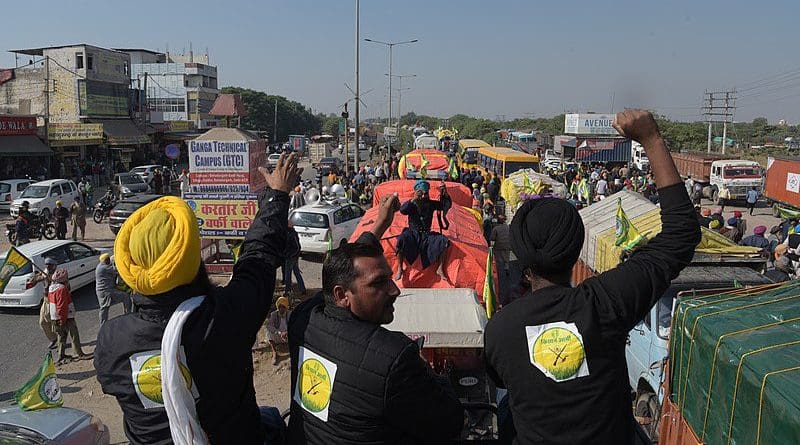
[267,153,282,169]
[131,165,174,185]
[9,179,80,220]
[290,202,365,254]
[0,179,33,211]
[0,240,107,308]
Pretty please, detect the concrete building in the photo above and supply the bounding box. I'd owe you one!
[116,49,220,129]
[0,44,149,169]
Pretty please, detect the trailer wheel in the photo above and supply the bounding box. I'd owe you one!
[634,391,661,443]
[712,188,720,205]
[773,203,780,218]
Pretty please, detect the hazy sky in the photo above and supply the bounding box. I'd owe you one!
[2,0,799,123]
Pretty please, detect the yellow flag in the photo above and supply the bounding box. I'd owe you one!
[615,198,646,251]
[0,246,31,293]
[484,247,497,318]
[419,154,430,179]
[15,352,63,411]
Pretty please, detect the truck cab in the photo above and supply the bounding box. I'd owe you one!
[709,160,763,202]
[631,141,649,171]
[626,265,771,441]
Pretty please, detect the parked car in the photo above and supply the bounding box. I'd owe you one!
[0,404,110,444]
[0,179,32,212]
[267,153,282,170]
[9,179,80,220]
[290,201,365,254]
[130,165,167,184]
[108,194,162,235]
[315,157,342,176]
[0,240,108,308]
[111,173,150,199]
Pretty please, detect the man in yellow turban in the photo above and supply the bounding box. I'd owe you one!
[94,153,301,444]
[266,296,291,365]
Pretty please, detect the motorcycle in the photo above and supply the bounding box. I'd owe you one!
[6,214,56,244]
[93,195,117,223]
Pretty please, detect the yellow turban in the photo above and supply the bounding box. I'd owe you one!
[114,196,201,296]
[99,253,110,263]
[276,296,289,309]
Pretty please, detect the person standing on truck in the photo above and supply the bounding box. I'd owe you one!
[94,153,300,444]
[746,186,759,215]
[718,183,731,212]
[484,110,701,444]
[287,192,464,444]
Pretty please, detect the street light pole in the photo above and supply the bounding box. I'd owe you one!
[354,0,360,175]
[386,74,416,138]
[365,38,417,158]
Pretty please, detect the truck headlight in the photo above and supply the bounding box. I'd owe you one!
[121,187,131,194]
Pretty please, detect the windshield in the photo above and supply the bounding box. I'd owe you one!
[291,211,329,229]
[21,185,48,198]
[505,161,539,176]
[656,295,674,339]
[131,167,147,174]
[724,166,761,178]
[120,175,143,185]
[0,183,10,193]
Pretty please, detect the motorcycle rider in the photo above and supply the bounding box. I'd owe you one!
[14,201,32,246]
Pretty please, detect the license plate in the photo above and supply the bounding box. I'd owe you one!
[299,233,314,238]
[0,298,19,305]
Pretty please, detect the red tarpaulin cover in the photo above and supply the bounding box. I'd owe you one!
[372,179,473,208]
[352,181,495,302]
[398,149,452,179]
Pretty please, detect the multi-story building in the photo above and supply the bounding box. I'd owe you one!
[0,44,150,169]
[117,49,220,129]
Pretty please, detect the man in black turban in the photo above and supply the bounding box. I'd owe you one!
[484,110,701,444]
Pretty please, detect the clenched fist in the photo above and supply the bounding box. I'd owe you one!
[613,109,662,146]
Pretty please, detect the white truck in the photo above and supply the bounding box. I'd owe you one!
[671,153,763,203]
[630,141,649,171]
[414,134,439,150]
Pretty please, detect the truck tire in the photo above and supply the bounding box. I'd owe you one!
[712,188,720,205]
[773,203,780,218]
[634,391,661,443]
[702,185,714,200]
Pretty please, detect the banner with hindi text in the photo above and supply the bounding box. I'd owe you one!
[184,193,259,239]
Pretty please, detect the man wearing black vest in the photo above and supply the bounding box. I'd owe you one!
[287,193,464,444]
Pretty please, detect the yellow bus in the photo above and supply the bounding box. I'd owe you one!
[457,139,490,168]
[476,146,540,178]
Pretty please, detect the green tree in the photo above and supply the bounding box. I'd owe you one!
[220,87,322,143]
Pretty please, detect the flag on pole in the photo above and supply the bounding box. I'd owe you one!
[615,198,646,251]
[448,157,459,180]
[419,154,430,179]
[15,352,63,411]
[484,247,497,318]
[0,246,31,293]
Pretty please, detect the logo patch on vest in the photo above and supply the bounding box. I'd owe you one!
[525,322,589,382]
[129,348,197,409]
[294,346,337,421]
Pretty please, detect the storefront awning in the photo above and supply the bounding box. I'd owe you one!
[0,135,53,156]
[89,119,150,145]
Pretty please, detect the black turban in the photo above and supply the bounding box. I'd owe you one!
[510,198,585,275]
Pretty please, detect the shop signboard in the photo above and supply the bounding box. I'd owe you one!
[78,80,130,117]
[167,120,192,132]
[0,116,37,135]
[564,113,617,136]
[48,123,104,146]
[184,193,259,238]
[188,139,266,194]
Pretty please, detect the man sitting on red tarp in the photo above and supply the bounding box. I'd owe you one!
[394,179,452,281]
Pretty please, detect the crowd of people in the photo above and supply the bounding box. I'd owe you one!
[73,111,711,445]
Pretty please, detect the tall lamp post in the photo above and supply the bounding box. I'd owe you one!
[386,73,416,137]
[364,38,417,157]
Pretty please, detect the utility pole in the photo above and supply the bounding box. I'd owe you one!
[273,99,278,144]
[44,56,50,144]
[702,89,737,153]
[142,73,149,124]
[342,103,349,170]
[354,0,360,175]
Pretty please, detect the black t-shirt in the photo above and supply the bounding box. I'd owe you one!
[484,183,699,444]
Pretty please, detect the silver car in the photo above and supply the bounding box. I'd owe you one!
[0,404,110,444]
